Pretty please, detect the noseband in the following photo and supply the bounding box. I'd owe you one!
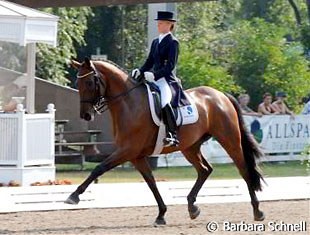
[77,66,143,114]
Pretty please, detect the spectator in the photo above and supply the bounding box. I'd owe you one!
[238,94,262,117]
[272,91,294,116]
[0,74,27,112]
[258,92,280,115]
[301,94,310,115]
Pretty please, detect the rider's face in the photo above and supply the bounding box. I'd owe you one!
[157,20,173,34]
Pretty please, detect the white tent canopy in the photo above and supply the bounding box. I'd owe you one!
[0,0,58,46]
[0,0,58,113]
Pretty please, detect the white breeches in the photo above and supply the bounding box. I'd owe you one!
[154,78,172,108]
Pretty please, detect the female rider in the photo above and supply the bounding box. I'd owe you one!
[131,11,180,147]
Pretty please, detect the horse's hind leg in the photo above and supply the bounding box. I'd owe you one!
[181,141,213,220]
[131,157,167,226]
[215,134,265,221]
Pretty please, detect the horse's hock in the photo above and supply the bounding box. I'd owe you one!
[0,104,56,186]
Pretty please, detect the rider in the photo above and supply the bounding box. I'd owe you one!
[132,11,180,147]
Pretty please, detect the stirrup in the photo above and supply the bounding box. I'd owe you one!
[163,134,179,147]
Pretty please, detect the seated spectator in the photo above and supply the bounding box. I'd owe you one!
[258,92,280,115]
[238,94,262,117]
[301,94,310,115]
[272,91,294,116]
[0,74,27,112]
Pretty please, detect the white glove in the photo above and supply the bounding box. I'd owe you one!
[144,72,155,82]
[131,68,141,80]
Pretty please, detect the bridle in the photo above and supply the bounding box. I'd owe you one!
[77,65,143,114]
[77,67,105,106]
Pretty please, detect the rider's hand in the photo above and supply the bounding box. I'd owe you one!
[144,72,155,82]
[131,68,141,80]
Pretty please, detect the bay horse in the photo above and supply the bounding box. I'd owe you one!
[66,57,265,225]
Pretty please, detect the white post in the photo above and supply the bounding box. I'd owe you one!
[26,43,36,114]
[46,103,56,115]
[46,103,56,163]
[16,104,26,168]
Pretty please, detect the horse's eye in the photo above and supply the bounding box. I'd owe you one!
[85,80,94,89]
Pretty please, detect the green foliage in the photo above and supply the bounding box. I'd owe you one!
[178,43,241,93]
[230,18,310,110]
[300,24,310,53]
[67,0,309,112]
[36,7,93,85]
[177,1,242,93]
[176,0,310,100]
[77,5,147,71]
[301,145,310,170]
[0,42,26,72]
[116,5,147,69]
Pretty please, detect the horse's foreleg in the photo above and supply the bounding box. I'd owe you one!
[131,157,167,226]
[182,144,213,220]
[65,150,127,205]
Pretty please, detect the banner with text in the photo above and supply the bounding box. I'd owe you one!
[203,115,309,157]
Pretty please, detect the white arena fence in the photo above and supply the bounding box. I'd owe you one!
[157,115,310,167]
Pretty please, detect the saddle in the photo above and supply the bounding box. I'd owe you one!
[145,81,199,155]
[145,81,199,127]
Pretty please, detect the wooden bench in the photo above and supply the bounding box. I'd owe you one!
[55,130,102,135]
[55,141,114,169]
[55,152,84,165]
[55,130,102,149]
[54,119,113,168]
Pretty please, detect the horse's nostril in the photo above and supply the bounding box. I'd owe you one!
[83,113,92,121]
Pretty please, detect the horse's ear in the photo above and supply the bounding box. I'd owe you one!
[71,60,81,70]
[84,57,91,67]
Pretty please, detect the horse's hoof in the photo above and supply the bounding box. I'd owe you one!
[153,217,166,227]
[64,193,80,205]
[254,211,265,221]
[189,205,200,220]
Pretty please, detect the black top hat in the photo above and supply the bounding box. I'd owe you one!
[155,11,176,22]
[275,91,287,97]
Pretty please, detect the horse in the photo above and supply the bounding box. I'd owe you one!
[66,57,265,225]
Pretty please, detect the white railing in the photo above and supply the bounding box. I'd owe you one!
[0,104,55,186]
[0,117,19,164]
[0,104,55,167]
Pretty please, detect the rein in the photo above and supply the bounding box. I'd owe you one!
[93,78,144,114]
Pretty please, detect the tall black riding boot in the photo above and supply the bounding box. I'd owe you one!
[162,104,179,146]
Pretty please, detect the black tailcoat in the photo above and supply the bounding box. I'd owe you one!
[140,33,179,83]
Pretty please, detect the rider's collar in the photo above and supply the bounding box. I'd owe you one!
[159,32,171,43]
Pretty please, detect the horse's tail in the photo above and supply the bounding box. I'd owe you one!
[225,93,264,191]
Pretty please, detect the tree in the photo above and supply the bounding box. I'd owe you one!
[36,7,93,85]
[77,5,147,71]
[230,19,310,110]
[177,1,242,93]
[0,41,26,73]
